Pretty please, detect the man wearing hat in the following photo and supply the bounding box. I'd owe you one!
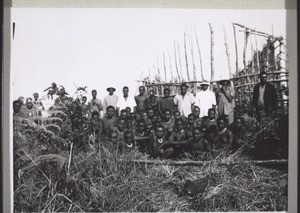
[194,81,216,118]
[103,87,119,114]
[216,79,235,125]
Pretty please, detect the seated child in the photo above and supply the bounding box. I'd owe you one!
[165,118,188,158]
[134,120,152,153]
[125,106,131,115]
[229,116,248,151]
[119,130,136,153]
[184,127,210,159]
[125,117,134,132]
[101,105,117,136]
[87,117,102,151]
[141,111,152,125]
[161,109,175,140]
[210,116,233,154]
[185,113,195,139]
[120,109,128,119]
[202,108,217,134]
[192,106,202,127]
[150,125,174,158]
[109,117,126,142]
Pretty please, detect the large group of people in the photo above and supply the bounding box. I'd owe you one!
[13,71,279,159]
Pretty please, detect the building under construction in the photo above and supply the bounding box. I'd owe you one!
[138,23,288,112]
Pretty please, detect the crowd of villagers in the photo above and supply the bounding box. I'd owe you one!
[13,71,278,159]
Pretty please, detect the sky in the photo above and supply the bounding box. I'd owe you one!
[11,8,288,108]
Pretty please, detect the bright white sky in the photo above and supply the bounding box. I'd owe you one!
[11,8,287,108]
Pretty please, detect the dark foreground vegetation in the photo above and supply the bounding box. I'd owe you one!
[13,99,288,212]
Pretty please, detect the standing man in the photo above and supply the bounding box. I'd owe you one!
[103,87,118,114]
[174,83,195,118]
[88,89,104,118]
[158,87,175,117]
[217,79,235,125]
[252,71,277,119]
[134,86,148,113]
[194,81,216,118]
[33,92,45,116]
[118,86,136,113]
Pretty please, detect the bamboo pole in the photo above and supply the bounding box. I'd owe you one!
[156,55,161,79]
[243,27,250,69]
[187,28,197,80]
[120,159,288,166]
[232,24,239,75]
[209,23,214,82]
[184,33,191,81]
[168,51,174,82]
[174,41,181,82]
[233,23,283,40]
[250,33,255,74]
[223,25,232,78]
[177,42,184,81]
[194,26,204,81]
[255,29,260,72]
[163,53,167,83]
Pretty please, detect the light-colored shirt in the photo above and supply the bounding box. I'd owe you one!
[258,84,266,107]
[103,94,118,113]
[117,95,136,111]
[195,90,216,118]
[174,93,195,117]
[88,98,103,113]
[217,87,235,116]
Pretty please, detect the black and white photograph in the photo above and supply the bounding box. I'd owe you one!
[10,8,295,212]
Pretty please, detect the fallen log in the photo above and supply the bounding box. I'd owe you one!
[120,159,288,166]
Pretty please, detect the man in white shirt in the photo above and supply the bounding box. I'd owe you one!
[174,83,195,118]
[117,86,136,113]
[103,87,118,114]
[194,81,216,118]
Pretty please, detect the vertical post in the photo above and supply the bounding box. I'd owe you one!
[209,23,215,82]
[194,26,204,81]
[223,24,232,78]
[184,33,191,81]
[177,42,184,82]
[243,27,249,70]
[232,24,239,75]
[174,41,181,82]
[255,29,260,72]
[163,53,167,83]
[187,28,197,81]
[168,51,174,83]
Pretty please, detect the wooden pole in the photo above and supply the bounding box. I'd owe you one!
[209,23,215,82]
[194,26,204,81]
[184,33,191,81]
[156,55,161,79]
[163,53,167,83]
[243,27,250,69]
[255,29,260,72]
[174,41,181,82]
[232,24,239,75]
[223,25,232,78]
[187,28,197,80]
[233,23,282,40]
[120,159,288,166]
[168,51,174,82]
[177,42,184,82]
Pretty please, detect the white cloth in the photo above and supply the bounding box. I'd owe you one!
[174,93,195,117]
[258,85,266,107]
[195,90,216,117]
[117,95,136,111]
